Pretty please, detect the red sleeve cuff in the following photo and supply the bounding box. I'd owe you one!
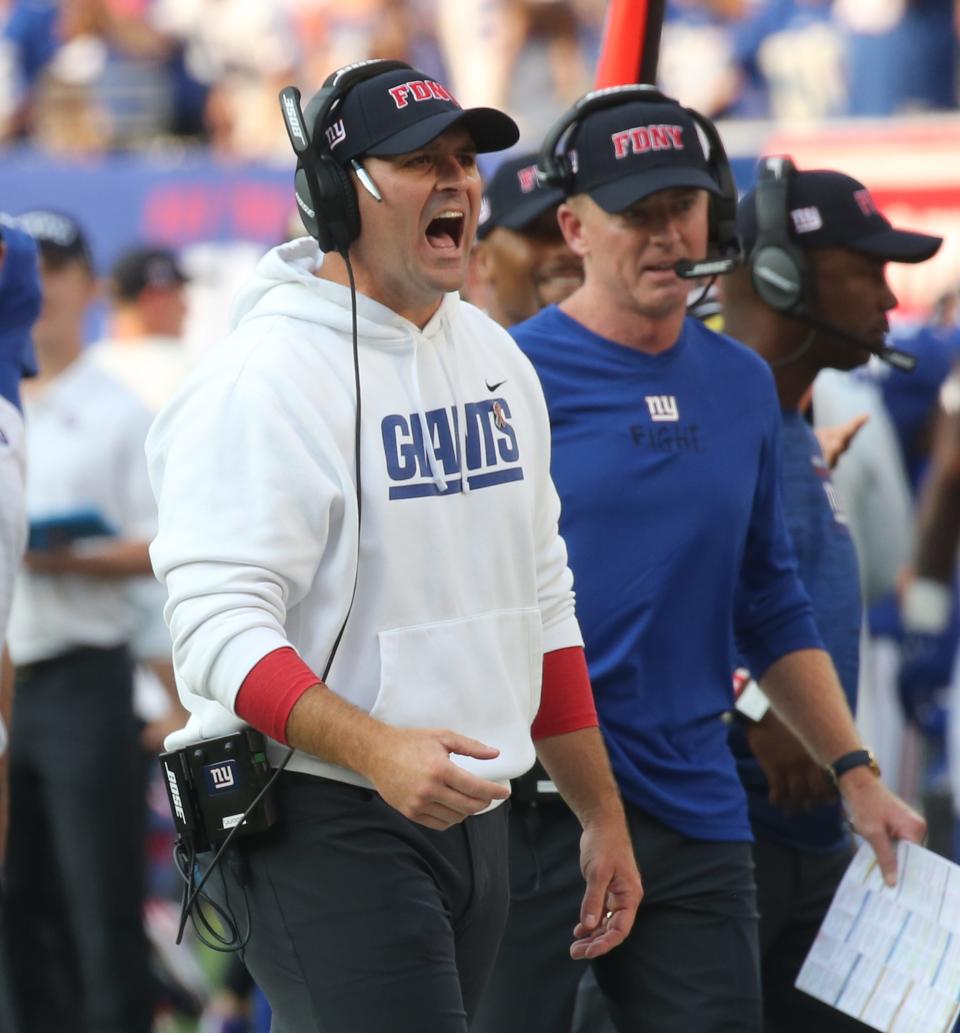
[234,647,320,745]
[531,645,598,740]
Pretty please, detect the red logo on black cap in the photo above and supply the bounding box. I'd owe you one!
[611,124,684,160]
[388,80,456,109]
[517,165,538,193]
[853,188,879,218]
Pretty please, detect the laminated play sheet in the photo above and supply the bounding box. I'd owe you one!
[796,840,960,1032]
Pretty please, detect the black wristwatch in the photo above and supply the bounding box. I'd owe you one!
[827,748,881,786]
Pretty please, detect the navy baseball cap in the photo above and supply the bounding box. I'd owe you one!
[111,246,189,300]
[477,152,565,240]
[16,209,93,271]
[321,67,519,164]
[565,99,721,212]
[738,169,942,263]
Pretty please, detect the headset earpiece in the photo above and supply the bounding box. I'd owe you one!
[690,114,739,261]
[293,161,359,255]
[281,59,414,254]
[537,84,740,261]
[749,157,808,313]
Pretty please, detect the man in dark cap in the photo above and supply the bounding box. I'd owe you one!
[473,91,925,1033]
[91,244,192,415]
[468,152,583,328]
[722,160,942,1033]
[146,61,640,1033]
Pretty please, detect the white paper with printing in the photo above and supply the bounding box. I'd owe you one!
[796,840,960,1032]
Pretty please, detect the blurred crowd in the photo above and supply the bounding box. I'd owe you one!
[1,0,959,159]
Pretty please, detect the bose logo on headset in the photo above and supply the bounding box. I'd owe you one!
[282,94,307,147]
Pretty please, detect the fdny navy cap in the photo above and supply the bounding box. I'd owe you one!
[738,169,942,264]
[566,99,721,212]
[320,66,519,164]
[477,153,565,240]
[16,209,93,271]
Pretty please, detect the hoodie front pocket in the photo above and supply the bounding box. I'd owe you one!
[373,608,542,783]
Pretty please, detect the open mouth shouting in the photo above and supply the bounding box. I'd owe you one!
[425,210,466,252]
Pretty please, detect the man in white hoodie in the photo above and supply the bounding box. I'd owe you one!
[146,60,641,1033]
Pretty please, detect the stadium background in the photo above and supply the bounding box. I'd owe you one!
[4,0,960,1030]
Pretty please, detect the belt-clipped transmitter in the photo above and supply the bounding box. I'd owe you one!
[160,729,280,855]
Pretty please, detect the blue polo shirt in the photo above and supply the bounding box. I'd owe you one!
[512,307,822,841]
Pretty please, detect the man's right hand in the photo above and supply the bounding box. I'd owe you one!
[365,727,510,830]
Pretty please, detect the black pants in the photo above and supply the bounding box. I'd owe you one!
[754,836,873,1033]
[0,889,20,1033]
[211,772,510,1033]
[472,800,762,1033]
[4,645,152,1033]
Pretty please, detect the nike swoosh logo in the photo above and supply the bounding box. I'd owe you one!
[485,379,507,392]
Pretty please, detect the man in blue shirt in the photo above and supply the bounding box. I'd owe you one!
[723,163,942,1033]
[0,217,41,1033]
[472,90,926,1033]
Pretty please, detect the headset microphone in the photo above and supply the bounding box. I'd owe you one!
[675,256,739,279]
[279,86,311,158]
[792,306,917,372]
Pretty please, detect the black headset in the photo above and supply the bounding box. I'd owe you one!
[748,155,917,371]
[748,156,810,313]
[537,84,741,265]
[279,59,414,254]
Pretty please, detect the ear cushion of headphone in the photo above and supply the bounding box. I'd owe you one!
[750,244,805,313]
[298,157,360,254]
[294,166,321,243]
[537,151,567,189]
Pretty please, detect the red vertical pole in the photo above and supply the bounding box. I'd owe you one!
[593,0,667,88]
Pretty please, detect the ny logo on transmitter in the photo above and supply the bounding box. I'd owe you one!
[645,395,679,422]
[204,759,239,793]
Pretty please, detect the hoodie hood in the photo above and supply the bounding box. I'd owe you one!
[230,236,461,344]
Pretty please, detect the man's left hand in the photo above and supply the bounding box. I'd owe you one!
[570,822,642,960]
[746,711,838,813]
[814,413,869,469]
[839,768,926,886]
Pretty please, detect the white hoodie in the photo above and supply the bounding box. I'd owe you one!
[147,238,583,789]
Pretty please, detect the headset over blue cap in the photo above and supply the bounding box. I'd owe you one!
[738,168,942,265]
[562,100,722,213]
[537,85,741,272]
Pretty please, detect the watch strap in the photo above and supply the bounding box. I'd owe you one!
[827,748,880,785]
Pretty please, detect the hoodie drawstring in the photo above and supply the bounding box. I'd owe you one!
[410,336,449,493]
[434,319,470,494]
